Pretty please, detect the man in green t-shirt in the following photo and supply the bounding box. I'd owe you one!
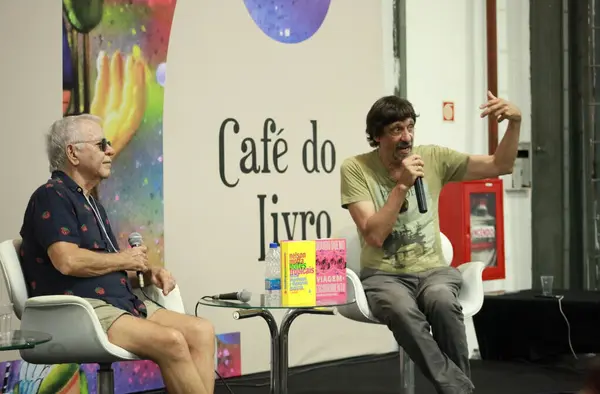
[340,92,521,394]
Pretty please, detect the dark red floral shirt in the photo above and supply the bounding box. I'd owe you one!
[19,171,147,317]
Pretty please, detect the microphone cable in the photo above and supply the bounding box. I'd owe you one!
[194,300,235,394]
[214,370,235,394]
[138,286,166,309]
[556,295,578,360]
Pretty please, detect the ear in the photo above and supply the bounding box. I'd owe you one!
[65,144,80,166]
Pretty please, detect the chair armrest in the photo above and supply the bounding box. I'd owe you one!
[24,294,94,308]
[133,284,186,314]
[457,261,485,318]
[19,295,137,364]
[335,268,380,324]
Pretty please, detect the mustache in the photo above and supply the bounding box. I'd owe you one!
[396,142,412,149]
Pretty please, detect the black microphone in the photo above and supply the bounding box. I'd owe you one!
[127,232,145,288]
[414,177,428,213]
[211,289,252,303]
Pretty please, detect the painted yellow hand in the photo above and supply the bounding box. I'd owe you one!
[90,49,147,156]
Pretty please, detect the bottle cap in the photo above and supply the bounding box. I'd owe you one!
[269,242,279,248]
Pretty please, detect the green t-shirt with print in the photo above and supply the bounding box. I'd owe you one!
[340,145,469,275]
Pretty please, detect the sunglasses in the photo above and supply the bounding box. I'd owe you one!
[71,138,112,152]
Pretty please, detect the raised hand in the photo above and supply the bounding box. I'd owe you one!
[479,91,521,123]
[90,48,147,157]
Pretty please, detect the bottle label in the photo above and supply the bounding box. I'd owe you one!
[265,278,281,291]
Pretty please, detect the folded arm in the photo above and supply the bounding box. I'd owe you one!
[48,242,129,277]
[347,185,408,248]
[340,159,408,248]
[30,186,141,277]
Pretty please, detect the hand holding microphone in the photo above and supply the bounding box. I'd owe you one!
[122,246,148,270]
[394,154,428,213]
[127,232,148,287]
[413,177,427,213]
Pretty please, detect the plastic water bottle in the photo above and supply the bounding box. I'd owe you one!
[264,242,281,306]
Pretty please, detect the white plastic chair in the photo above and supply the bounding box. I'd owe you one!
[0,239,186,394]
[335,227,485,394]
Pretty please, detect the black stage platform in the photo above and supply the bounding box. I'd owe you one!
[473,289,600,362]
[207,352,589,394]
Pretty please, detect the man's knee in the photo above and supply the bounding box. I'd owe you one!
[420,284,461,314]
[188,317,216,348]
[367,290,422,329]
[154,326,190,361]
[109,316,191,362]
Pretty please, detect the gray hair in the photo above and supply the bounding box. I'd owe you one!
[46,114,102,172]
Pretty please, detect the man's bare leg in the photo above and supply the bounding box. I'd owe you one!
[108,314,207,394]
[149,309,216,394]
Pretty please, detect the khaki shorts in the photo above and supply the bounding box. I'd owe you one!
[85,298,163,333]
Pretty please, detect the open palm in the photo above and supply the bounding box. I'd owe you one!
[90,49,147,156]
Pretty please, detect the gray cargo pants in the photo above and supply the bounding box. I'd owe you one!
[362,266,474,394]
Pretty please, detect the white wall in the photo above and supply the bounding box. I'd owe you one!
[0,0,62,244]
[0,0,62,362]
[402,0,532,355]
[164,0,397,374]
[0,0,532,370]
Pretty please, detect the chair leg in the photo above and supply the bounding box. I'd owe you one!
[97,363,115,394]
[399,348,415,394]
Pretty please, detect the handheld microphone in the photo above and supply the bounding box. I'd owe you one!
[127,232,145,288]
[414,177,428,213]
[210,289,252,303]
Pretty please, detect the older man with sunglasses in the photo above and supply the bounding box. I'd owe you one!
[18,114,216,394]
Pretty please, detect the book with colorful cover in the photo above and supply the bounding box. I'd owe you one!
[280,240,317,307]
[315,238,347,304]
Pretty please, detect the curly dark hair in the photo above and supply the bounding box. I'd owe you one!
[365,96,419,147]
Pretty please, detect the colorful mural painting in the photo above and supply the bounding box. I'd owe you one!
[0,360,163,394]
[63,0,172,267]
[216,332,242,379]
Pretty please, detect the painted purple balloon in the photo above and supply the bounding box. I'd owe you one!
[156,62,167,87]
[243,0,331,44]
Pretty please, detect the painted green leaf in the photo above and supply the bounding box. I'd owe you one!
[79,369,90,394]
[63,0,104,34]
[37,363,80,394]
